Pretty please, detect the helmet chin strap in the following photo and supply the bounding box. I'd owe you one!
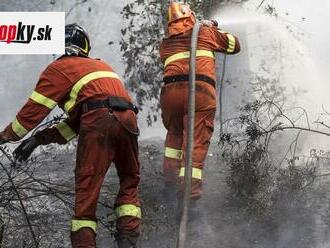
[65,43,90,57]
[65,46,80,56]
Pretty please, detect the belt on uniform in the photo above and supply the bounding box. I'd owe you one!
[163,74,216,87]
[81,96,139,114]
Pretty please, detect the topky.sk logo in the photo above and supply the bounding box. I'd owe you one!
[0,12,64,55]
[0,22,53,44]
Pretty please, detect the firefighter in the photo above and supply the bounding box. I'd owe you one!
[160,2,240,201]
[0,24,141,248]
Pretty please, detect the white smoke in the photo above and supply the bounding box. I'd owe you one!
[211,1,330,155]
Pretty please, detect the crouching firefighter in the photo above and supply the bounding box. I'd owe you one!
[160,2,240,201]
[0,24,141,248]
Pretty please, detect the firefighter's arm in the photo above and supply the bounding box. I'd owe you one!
[13,118,78,162]
[211,27,240,54]
[0,65,71,143]
[35,117,78,145]
[201,20,218,27]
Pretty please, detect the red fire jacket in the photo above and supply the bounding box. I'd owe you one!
[0,55,133,144]
[160,25,240,83]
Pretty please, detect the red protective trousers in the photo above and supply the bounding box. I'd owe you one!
[72,108,141,247]
[160,82,216,199]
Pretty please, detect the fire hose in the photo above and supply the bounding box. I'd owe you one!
[176,22,202,248]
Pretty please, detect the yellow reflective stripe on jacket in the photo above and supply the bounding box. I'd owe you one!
[164,50,215,67]
[116,204,141,219]
[165,147,183,160]
[226,34,236,53]
[29,91,57,109]
[179,167,202,180]
[71,219,97,233]
[64,71,120,113]
[55,121,76,141]
[11,118,28,138]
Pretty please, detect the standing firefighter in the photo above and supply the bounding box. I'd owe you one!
[160,3,240,201]
[0,24,141,248]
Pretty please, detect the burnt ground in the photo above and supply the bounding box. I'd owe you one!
[138,139,330,248]
[1,137,330,248]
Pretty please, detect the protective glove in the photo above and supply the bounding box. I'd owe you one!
[0,133,8,145]
[201,19,218,27]
[0,139,6,145]
[13,136,40,162]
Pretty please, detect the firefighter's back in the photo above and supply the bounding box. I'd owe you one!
[50,56,132,110]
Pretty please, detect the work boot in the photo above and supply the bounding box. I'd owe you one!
[71,228,96,248]
[162,183,177,204]
[116,238,137,248]
[115,234,137,248]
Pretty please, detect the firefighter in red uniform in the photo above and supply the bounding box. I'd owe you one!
[160,3,240,201]
[0,24,140,248]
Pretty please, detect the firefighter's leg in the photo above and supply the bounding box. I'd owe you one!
[179,108,216,200]
[162,131,183,206]
[160,86,184,197]
[163,132,183,186]
[113,124,141,247]
[71,113,111,248]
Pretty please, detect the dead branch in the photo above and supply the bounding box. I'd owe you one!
[315,121,330,130]
[0,158,39,248]
[263,126,330,137]
[257,1,267,10]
